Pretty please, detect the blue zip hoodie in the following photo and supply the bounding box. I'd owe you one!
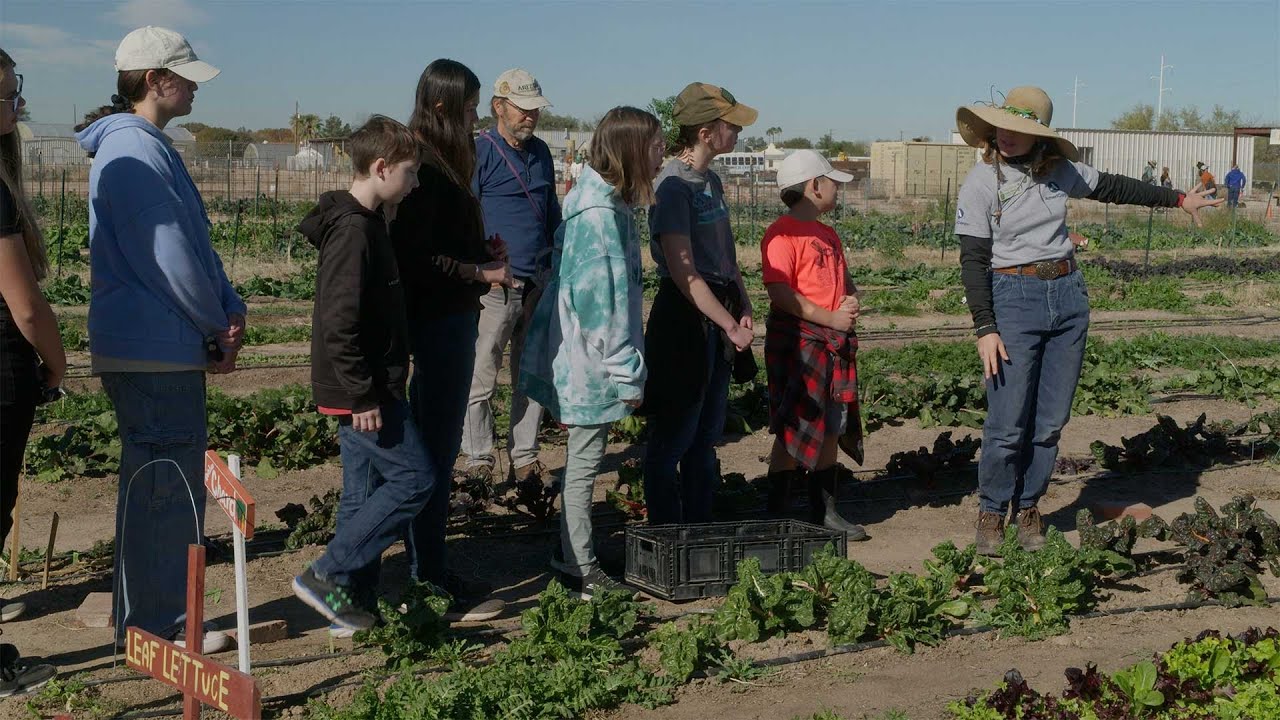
[76,114,245,366]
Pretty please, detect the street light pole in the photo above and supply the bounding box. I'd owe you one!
[1151,54,1174,122]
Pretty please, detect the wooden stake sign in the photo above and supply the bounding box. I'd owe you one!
[204,451,255,540]
[124,546,261,720]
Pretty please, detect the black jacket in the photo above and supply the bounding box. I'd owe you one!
[300,191,409,412]
[390,160,490,322]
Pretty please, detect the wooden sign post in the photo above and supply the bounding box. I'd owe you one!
[204,451,255,674]
[124,545,261,719]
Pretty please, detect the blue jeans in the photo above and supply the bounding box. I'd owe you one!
[102,371,207,643]
[643,325,731,526]
[405,311,479,583]
[1227,187,1240,208]
[312,398,433,587]
[978,270,1090,515]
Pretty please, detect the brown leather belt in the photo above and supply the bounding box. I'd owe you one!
[993,258,1077,280]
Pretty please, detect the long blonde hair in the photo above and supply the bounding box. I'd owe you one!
[0,48,48,280]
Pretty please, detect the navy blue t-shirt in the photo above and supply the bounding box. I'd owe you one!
[471,129,562,279]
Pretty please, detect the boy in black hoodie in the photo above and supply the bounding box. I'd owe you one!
[290,116,433,632]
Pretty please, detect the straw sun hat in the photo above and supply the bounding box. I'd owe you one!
[956,86,1079,162]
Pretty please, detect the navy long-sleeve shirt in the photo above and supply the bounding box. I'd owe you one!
[472,128,563,279]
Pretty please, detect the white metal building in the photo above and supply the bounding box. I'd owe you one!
[950,128,1255,192]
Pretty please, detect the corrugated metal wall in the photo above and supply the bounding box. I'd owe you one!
[1057,129,1254,191]
[948,128,1255,192]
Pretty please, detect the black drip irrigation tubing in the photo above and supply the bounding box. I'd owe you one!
[105,595,1280,720]
[76,606,716,692]
[10,454,1272,582]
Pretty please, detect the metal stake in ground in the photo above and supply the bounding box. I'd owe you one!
[56,169,66,277]
[42,512,58,590]
[1144,206,1155,270]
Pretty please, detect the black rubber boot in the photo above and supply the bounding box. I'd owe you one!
[765,470,796,517]
[807,466,868,540]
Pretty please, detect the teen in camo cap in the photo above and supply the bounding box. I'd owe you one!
[643,82,756,527]
[953,86,1222,556]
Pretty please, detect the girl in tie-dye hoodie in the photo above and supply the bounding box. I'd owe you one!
[519,107,665,598]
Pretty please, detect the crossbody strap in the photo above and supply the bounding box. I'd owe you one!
[481,131,545,225]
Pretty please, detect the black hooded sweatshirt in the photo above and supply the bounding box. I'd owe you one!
[298,191,410,413]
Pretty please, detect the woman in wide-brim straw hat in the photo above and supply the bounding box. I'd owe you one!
[953,86,1221,555]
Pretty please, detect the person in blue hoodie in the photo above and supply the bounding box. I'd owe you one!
[519,107,665,599]
[75,27,244,655]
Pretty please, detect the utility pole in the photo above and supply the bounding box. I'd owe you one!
[1151,55,1173,122]
[1068,76,1085,127]
[293,100,300,151]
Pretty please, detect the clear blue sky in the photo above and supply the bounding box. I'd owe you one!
[4,0,1278,140]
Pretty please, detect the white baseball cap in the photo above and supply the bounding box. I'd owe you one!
[776,149,853,189]
[115,26,220,83]
[493,68,551,111]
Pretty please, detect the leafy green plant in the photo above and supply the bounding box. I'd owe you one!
[606,458,646,520]
[43,274,91,304]
[1089,414,1239,473]
[355,581,451,669]
[951,627,1280,720]
[713,557,818,643]
[649,616,725,682]
[977,527,1132,639]
[1169,495,1280,607]
[276,489,340,550]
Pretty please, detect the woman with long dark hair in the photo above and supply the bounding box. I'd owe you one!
[389,59,510,604]
[0,45,61,698]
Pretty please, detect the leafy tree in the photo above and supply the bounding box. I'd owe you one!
[1112,103,1156,131]
[317,115,352,138]
[18,106,31,121]
[780,136,813,149]
[1112,103,1244,133]
[648,95,678,151]
[743,136,766,152]
[254,128,294,143]
[291,113,320,144]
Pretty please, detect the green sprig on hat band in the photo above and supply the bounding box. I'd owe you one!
[1002,105,1041,123]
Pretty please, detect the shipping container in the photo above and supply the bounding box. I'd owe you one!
[871,141,978,198]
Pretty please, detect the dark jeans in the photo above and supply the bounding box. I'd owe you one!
[1227,187,1241,208]
[406,311,479,583]
[101,371,207,643]
[312,398,433,589]
[0,327,37,550]
[977,270,1090,515]
[643,324,731,526]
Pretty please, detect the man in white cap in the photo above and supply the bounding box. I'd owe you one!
[462,69,561,490]
[759,149,867,539]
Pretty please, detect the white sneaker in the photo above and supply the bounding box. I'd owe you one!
[174,628,231,655]
[0,602,26,623]
[328,623,356,639]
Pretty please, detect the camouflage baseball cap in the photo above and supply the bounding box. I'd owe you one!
[672,82,757,127]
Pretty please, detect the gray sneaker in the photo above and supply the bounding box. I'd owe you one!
[562,566,637,601]
[0,644,55,698]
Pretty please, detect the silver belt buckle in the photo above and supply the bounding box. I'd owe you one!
[1034,261,1062,280]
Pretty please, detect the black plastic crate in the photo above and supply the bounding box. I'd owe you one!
[624,520,847,601]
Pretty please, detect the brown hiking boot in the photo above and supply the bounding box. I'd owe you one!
[975,511,1006,556]
[1015,506,1046,551]
[511,460,547,485]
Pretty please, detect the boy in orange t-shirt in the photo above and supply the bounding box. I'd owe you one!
[760,149,865,540]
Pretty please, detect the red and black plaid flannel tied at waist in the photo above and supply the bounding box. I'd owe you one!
[764,312,862,471]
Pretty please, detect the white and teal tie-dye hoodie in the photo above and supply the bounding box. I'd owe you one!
[518,165,646,426]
